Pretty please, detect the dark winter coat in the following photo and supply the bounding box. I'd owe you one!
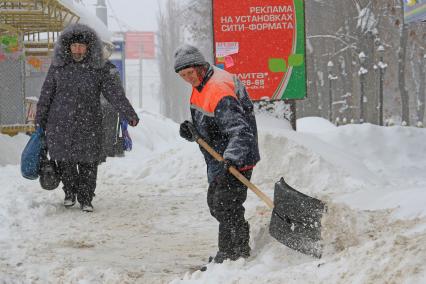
[190,66,260,183]
[35,24,139,163]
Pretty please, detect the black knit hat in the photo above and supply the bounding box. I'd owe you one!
[174,44,207,73]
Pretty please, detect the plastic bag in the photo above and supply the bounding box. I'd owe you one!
[121,120,133,151]
[20,127,44,180]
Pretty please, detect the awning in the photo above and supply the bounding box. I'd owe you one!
[0,0,79,35]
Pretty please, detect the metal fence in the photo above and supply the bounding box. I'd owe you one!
[26,68,47,100]
[0,57,25,125]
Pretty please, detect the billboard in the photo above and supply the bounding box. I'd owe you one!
[111,40,125,85]
[212,0,306,100]
[125,32,155,59]
[404,0,426,24]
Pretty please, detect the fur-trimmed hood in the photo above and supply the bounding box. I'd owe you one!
[52,23,105,69]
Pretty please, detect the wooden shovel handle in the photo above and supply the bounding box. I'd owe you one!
[197,138,274,209]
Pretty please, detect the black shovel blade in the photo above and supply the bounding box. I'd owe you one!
[269,178,326,258]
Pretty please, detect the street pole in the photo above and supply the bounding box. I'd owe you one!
[96,0,108,27]
[139,44,143,109]
[290,100,296,131]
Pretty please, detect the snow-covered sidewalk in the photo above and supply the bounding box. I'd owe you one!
[1,112,425,283]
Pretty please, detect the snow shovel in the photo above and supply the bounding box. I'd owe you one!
[196,137,326,258]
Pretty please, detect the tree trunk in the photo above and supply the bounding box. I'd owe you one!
[417,52,426,123]
[398,22,410,125]
[364,31,378,124]
[157,0,189,122]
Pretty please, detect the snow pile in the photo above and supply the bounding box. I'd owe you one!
[0,133,27,166]
[0,113,425,283]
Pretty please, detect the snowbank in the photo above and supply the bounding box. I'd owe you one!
[0,113,425,283]
[297,116,337,133]
[0,133,28,166]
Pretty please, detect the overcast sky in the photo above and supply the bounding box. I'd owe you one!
[83,0,163,32]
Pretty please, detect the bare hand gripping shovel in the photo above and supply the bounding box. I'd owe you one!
[196,137,326,258]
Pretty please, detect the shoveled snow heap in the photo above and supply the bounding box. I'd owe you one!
[0,111,425,283]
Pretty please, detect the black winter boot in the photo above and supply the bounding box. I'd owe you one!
[231,221,251,259]
[80,201,94,212]
[211,251,234,263]
[77,185,95,212]
[64,191,76,207]
[216,222,234,260]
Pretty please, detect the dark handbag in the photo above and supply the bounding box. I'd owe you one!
[39,137,60,190]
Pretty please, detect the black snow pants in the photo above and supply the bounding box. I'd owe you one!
[207,170,252,258]
[57,161,98,204]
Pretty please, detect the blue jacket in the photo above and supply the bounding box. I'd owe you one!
[190,66,260,183]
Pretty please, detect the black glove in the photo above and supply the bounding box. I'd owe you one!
[179,120,198,142]
[214,159,234,185]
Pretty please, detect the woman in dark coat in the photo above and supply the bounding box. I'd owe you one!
[35,23,139,212]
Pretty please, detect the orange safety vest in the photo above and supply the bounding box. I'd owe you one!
[190,68,237,115]
[189,68,258,174]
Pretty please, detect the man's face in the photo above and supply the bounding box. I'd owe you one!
[178,67,202,87]
[70,43,87,62]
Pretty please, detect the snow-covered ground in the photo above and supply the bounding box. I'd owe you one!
[1,112,425,283]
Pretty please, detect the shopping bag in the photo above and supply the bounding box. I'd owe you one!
[20,127,44,180]
[121,120,133,151]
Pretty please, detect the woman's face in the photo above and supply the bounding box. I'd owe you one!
[70,43,88,62]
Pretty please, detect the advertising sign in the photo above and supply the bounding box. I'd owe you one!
[110,59,124,83]
[404,0,426,24]
[212,0,306,100]
[113,40,124,53]
[0,34,24,61]
[125,32,155,59]
[111,40,125,85]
